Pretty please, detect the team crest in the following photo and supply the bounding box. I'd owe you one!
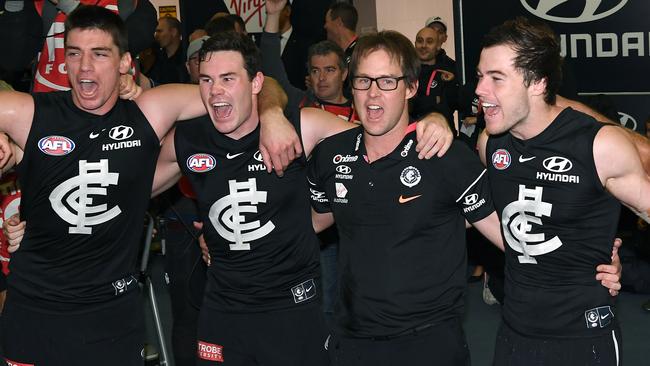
[400,166,421,187]
[492,149,511,170]
[38,135,75,156]
[187,153,216,173]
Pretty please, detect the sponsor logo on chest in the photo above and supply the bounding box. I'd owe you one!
[101,125,142,151]
[247,150,266,172]
[536,156,580,184]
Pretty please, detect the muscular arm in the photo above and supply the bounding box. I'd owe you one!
[595,125,650,221]
[136,84,206,140]
[151,128,181,197]
[0,90,35,149]
[300,107,356,157]
[258,76,304,176]
[556,95,650,174]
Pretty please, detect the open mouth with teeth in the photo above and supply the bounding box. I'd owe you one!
[366,104,383,119]
[78,79,98,96]
[481,101,500,117]
[212,102,233,119]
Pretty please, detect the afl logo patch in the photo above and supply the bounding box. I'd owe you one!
[400,166,421,188]
[38,135,75,156]
[492,149,511,170]
[187,153,216,173]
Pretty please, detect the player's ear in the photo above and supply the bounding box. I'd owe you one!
[119,52,132,75]
[251,72,264,95]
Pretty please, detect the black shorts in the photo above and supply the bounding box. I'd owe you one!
[196,303,329,366]
[329,317,470,366]
[1,293,145,366]
[492,321,621,366]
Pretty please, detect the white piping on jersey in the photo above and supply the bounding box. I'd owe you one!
[455,169,487,203]
[612,330,619,366]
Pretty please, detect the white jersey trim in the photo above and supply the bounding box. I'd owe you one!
[455,169,487,203]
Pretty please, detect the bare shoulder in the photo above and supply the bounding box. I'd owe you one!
[0,90,35,148]
[594,125,641,182]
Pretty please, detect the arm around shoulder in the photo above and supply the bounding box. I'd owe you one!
[136,84,205,140]
[151,128,181,197]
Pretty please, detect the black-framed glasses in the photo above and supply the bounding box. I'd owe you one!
[351,76,407,91]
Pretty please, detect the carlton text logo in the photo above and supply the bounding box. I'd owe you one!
[108,125,134,141]
[38,135,75,156]
[187,154,216,173]
[543,156,572,173]
[520,0,628,23]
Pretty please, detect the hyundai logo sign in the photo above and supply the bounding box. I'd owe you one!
[520,0,628,23]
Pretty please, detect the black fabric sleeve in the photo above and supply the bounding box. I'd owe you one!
[0,0,42,72]
[260,31,306,111]
[306,145,331,213]
[440,142,495,223]
[123,0,157,55]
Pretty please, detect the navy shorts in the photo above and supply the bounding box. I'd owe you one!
[492,321,621,366]
[196,303,329,366]
[2,293,145,366]
[329,317,470,366]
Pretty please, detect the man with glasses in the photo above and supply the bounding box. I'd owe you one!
[307,30,504,366]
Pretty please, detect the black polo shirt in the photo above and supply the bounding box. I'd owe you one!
[308,123,494,337]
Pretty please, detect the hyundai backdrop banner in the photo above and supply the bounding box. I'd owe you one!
[454,0,649,133]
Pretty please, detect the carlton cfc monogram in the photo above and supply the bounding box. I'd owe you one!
[209,178,275,250]
[49,159,121,234]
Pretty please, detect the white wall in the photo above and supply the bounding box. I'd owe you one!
[375,0,455,60]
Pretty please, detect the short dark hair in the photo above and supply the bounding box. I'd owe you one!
[199,31,261,80]
[160,16,182,34]
[227,14,246,33]
[307,40,346,70]
[328,2,358,32]
[482,17,562,104]
[205,15,238,36]
[65,5,128,54]
[350,30,420,88]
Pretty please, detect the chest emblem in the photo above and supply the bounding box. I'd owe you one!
[49,159,121,234]
[400,166,421,188]
[209,178,275,251]
[501,185,563,264]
